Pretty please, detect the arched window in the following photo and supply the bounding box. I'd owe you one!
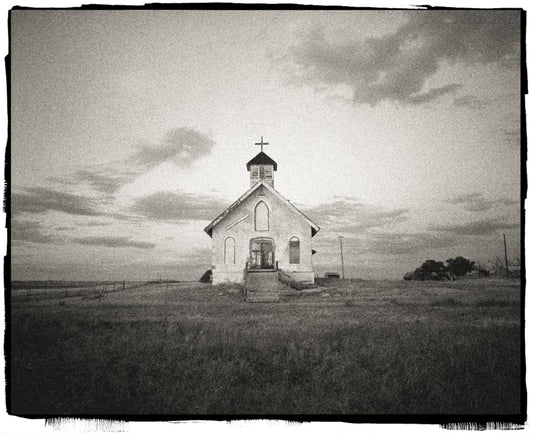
[255,201,269,231]
[224,237,235,264]
[289,236,300,264]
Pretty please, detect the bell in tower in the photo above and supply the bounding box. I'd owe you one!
[246,137,278,188]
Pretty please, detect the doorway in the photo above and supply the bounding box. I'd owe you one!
[249,238,275,269]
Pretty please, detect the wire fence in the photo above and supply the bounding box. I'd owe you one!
[10,281,151,302]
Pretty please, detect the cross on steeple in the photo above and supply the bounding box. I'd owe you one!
[254,136,269,152]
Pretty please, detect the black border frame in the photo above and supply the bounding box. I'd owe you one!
[3,4,527,427]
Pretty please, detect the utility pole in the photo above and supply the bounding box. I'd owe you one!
[338,235,345,279]
[503,234,509,274]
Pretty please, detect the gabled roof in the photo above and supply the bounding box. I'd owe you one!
[246,152,278,171]
[203,180,320,237]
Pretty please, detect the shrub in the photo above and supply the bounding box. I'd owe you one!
[446,256,476,276]
[413,260,450,281]
[199,270,212,283]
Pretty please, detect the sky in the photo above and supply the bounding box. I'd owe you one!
[8,7,523,281]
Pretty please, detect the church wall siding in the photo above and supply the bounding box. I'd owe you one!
[211,186,315,285]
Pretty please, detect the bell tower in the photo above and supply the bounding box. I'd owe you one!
[246,137,277,187]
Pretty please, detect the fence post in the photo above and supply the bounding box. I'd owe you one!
[123,280,125,291]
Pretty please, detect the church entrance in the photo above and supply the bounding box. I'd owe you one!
[249,238,275,270]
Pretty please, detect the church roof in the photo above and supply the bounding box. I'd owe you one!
[246,152,278,171]
[203,180,319,238]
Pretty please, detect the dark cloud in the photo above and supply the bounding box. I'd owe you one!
[130,191,227,222]
[496,198,519,207]
[446,193,518,212]
[429,217,519,236]
[288,10,519,106]
[73,169,136,194]
[49,127,214,195]
[76,221,111,227]
[160,248,211,262]
[453,94,491,109]
[131,127,215,168]
[304,198,409,234]
[72,236,156,249]
[12,187,102,216]
[447,193,480,204]
[446,193,492,212]
[406,84,462,105]
[11,219,57,244]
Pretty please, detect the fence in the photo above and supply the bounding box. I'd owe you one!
[10,281,151,302]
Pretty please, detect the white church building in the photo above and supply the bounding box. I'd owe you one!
[204,139,320,285]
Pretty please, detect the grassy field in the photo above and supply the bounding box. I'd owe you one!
[8,278,523,417]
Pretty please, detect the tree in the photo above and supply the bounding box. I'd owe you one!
[446,256,475,276]
[413,260,450,280]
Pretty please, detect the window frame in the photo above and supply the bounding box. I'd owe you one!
[224,236,236,265]
[289,236,300,264]
[254,201,269,231]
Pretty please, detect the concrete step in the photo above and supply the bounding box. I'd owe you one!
[247,292,280,299]
[246,275,279,283]
[247,298,280,303]
[245,271,282,302]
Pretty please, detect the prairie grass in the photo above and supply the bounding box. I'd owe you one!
[9,279,522,416]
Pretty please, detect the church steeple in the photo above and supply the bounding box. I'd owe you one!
[246,137,277,187]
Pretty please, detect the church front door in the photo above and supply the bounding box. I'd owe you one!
[249,238,275,270]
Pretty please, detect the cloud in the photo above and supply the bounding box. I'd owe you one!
[446,193,518,212]
[12,187,103,216]
[131,127,215,168]
[129,191,227,221]
[313,232,461,263]
[303,198,409,234]
[76,221,111,227]
[360,232,456,256]
[406,84,462,105]
[453,94,491,109]
[48,127,215,195]
[501,128,520,146]
[288,10,519,106]
[73,169,136,194]
[11,219,57,244]
[429,217,519,236]
[72,236,156,249]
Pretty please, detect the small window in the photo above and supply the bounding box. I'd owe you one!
[255,201,269,231]
[224,237,235,264]
[265,167,272,178]
[251,167,258,178]
[289,237,300,264]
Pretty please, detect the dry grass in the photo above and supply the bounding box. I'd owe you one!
[9,279,522,416]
